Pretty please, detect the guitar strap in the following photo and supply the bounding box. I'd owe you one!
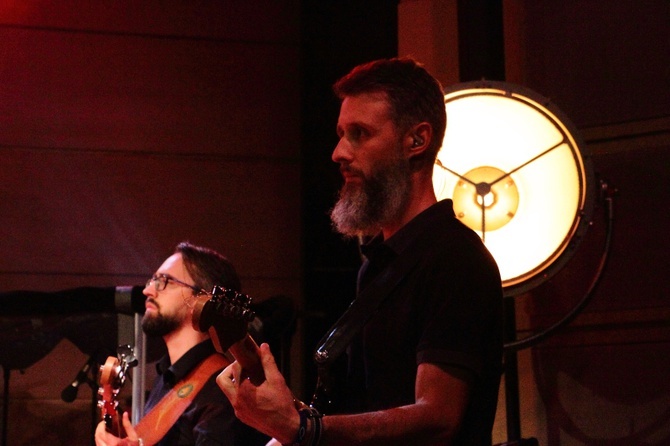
[134,353,229,446]
[309,235,436,411]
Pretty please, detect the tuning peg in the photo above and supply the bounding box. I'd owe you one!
[116,344,138,368]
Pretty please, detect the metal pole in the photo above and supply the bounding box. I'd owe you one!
[132,313,146,424]
[504,297,522,441]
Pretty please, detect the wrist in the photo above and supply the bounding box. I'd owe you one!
[278,409,301,445]
[282,407,323,446]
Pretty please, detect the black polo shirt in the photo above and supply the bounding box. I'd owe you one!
[349,199,504,446]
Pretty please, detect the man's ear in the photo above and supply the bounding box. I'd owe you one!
[405,122,432,158]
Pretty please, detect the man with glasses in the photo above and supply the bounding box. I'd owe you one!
[95,241,268,446]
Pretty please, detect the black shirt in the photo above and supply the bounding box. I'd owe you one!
[349,199,504,445]
[145,340,269,446]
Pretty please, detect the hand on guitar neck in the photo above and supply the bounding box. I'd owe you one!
[194,285,326,444]
[192,286,265,386]
[194,286,331,415]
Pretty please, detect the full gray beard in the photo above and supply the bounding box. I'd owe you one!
[330,156,412,238]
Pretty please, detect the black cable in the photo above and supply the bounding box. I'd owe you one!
[504,180,616,351]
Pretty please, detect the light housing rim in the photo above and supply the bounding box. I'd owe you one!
[434,80,596,297]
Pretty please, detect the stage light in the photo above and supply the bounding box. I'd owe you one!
[433,81,596,297]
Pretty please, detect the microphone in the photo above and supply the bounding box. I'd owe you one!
[61,356,95,403]
[114,285,147,315]
[0,285,146,316]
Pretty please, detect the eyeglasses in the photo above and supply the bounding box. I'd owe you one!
[146,274,205,294]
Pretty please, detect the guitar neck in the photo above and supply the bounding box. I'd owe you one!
[98,356,128,437]
[209,327,265,385]
[102,410,126,438]
[193,290,266,386]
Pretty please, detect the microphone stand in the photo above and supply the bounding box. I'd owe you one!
[2,367,9,446]
[88,363,100,446]
[60,355,100,446]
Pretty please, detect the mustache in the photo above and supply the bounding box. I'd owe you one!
[340,165,364,176]
[146,297,160,310]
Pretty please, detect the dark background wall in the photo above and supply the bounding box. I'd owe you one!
[0,2,304,444]
[1,1,669,445]
[300,0,398,405]
[502,1,670,444]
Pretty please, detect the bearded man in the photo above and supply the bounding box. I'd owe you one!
[95,242,268,446]
[219,58,504,446]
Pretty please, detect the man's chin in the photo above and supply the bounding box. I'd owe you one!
[146,310,163,319]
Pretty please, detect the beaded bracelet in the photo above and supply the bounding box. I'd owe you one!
[286,406,323,446]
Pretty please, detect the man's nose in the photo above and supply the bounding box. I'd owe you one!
[143,282,155,297]
[332,138,351,164]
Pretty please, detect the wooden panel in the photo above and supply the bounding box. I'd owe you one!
[530,341,670,444]
[0,27,300,157]
[398,0,460,87]
[0,0,300,43]
[495,341,670,445]
[0,148,301,291]
[517,0,670,127]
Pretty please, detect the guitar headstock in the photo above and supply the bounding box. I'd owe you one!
[97,345,138,435]
[192,285,256,354]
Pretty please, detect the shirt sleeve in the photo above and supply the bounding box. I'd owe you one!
[415,234,503,381]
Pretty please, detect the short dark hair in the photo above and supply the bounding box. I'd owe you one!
[175,241,241,293]
[333,57,446,165]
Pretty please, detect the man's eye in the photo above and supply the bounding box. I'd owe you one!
[350,128,366,140]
